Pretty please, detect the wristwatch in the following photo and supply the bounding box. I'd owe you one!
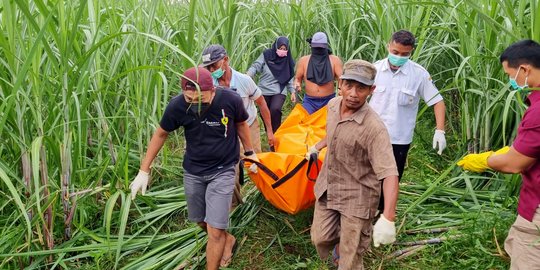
[244,150,254,156]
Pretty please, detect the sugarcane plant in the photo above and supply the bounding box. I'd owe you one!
[0,0,537,269]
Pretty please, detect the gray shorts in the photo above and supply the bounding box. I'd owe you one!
[183,165,236,229]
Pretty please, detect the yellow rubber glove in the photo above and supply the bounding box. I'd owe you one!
[494,146,510,155]
[456,146,510,173]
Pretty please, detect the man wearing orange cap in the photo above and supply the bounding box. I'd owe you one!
[130,67,258,269]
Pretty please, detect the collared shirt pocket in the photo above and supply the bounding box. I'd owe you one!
[369,85,386,106]
[336,139,355,164]
[397,88,417,106]
[373,85,386,94]
[337,138,363,167]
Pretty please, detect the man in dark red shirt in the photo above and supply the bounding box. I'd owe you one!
[458,39,540,269]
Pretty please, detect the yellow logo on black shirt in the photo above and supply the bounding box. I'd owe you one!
[221,109,228,137]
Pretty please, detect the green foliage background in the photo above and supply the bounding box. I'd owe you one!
[0,0,538,269]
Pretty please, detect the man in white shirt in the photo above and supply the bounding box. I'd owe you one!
[369,30,446,210]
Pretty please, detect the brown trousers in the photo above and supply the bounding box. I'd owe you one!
[311,193,373,270]
[232,120,261,207]
[504,207,540,270]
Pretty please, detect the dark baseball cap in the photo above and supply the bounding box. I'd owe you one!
[181,67,214,91]
[340,60,377,86]
[201,44,227,67]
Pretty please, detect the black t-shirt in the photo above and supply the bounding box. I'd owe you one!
[160,89,248,175]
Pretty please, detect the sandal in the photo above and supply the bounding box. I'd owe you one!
[220,238,237,268]
[332,244,340,267]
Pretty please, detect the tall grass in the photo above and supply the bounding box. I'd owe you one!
[0,0,536,268]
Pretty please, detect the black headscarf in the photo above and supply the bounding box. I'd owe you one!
[306,47,333,85]
[263,36,295,91]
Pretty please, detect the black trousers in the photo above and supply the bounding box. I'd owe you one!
[263,94,286,133]
[378,144,410,211]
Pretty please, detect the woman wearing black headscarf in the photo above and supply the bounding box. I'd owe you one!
[247,36,296,133]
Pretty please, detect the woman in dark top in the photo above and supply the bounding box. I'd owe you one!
[247,36,296,133]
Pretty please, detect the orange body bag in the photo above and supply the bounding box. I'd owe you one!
[245,104,327,214]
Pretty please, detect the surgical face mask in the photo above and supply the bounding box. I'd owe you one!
[509,67,528,91]
[210,61,225,79]
[276,49,288,57]
[211,68,224,79]
[388,52,410,67]
[188,103,210,116]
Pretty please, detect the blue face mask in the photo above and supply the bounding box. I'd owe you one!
[509,67,528,91]
[388,53,410,67]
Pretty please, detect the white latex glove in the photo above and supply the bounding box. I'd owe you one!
[373,214,396,247]
[130,170,149,200]
[305,145,319,161]
[245,153,259,174]
[290,92,297,103]
[432,129,446,155]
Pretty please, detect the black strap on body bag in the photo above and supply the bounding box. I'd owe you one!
[243,155,320,189]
